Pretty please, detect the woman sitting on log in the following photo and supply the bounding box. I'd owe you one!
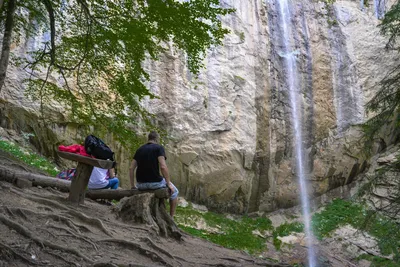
[88,167,119,190]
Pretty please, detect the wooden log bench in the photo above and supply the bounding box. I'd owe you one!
[85,187,170,201]
[57,151,114,205]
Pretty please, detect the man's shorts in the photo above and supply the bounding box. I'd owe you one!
[137,178,179,200]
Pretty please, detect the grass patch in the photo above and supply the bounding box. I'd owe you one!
[358,254,398,267]
[0,140,59,176]
[312,199,400,260]
[175,205,273,254]
[312,199,364,239]
[272,222,304,250]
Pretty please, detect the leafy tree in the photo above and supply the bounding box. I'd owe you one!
[364,1,400,147]
[361,2,400,262]
[0,0,234,149]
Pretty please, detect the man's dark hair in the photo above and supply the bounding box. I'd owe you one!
[148,131,159,142]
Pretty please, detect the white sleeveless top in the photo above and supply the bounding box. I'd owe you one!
[88,167,109,189]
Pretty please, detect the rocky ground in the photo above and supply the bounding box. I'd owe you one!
[261,210,380,267]
[0,150,288,267]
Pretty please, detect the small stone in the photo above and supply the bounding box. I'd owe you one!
[192,203,208,212]
[178,197,188,208]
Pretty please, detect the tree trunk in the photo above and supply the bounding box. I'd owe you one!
[115,193,182,240]
[0,169,71,191]
[0,0,17,92]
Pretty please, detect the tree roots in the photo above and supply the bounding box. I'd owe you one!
[64,210,112,236]
[0,241,39,265]
[0,213,94,263]
[46,224,99,251]
[97,238,174,267]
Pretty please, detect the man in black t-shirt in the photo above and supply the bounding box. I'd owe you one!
[129,131,179,217]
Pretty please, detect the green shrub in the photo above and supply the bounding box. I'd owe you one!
[358,255,398,267]
[312,199,400,260]
[312,199,364,239]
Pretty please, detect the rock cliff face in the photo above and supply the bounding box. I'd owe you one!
[0,0,398,213]
[142,0,398,213]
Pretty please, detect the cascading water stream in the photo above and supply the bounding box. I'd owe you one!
[374,0,386,19]
[275,0,316,266]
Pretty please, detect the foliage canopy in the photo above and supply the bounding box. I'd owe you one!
[364,0,400,147]
[361,3,400,263]
[0,0,234,149]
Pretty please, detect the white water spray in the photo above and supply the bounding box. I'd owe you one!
[275,0,316,266]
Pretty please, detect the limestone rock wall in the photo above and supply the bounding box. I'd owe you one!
[142,0,398,213]
[0,0,399,213]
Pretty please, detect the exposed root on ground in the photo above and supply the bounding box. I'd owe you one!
[92,263,119,267]
[64,210,111,236]
[44,249,80,266]
[0,214,94,263]
[40,227,57,238]
[45,187,65,196]
[141,236,175,259]
[8,187,70,211]
[3,207,90,234]
[47,224,98,251]
[0,241,39,265]
[108,219,153,234]
[92,263,150,267]
[3,206,15,217]
[97,238,175,267]
[0,181,22,191]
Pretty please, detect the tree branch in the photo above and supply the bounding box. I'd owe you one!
[41,0,56,64]
[0,0,17,92]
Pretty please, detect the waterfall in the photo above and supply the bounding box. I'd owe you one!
[274,0,316,266]
[374,0,386,19]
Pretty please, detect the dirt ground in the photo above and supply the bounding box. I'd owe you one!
[0,151,287,267]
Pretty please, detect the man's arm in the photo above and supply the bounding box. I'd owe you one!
[158,156,174,193]
[109,168,116,178]
[129,159,138,189]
